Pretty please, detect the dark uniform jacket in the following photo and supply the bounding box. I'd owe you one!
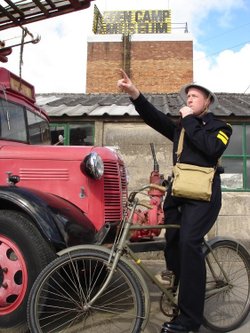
[132,93,232,330]
[131,93,232,170]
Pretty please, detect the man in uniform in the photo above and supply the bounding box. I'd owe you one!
[117,69,232,333]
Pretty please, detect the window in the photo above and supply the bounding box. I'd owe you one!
[50,124,66,145]
[221,124,250,191]
[0,98,50,144]
[50,123,94,146]
[0,98,27,142]
[69,124,94,146]
[27,111,51,144]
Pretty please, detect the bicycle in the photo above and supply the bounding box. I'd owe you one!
[27,184,250,333]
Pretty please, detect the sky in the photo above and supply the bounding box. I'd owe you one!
[1,0,250,94]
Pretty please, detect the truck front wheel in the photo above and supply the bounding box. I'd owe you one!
[0,210,56,332]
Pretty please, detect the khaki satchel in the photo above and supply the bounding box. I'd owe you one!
[171,129,216,201]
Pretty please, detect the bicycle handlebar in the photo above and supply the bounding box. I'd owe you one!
[128,183,166,203]
[137,200,153,209]
[149,183,166,192]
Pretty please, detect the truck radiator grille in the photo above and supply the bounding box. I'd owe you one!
[103,162,127,223]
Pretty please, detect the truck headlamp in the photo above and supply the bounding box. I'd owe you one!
[81,152,104,179]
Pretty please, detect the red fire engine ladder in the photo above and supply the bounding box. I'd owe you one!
[0,0,94,30]
[0,0,94,62]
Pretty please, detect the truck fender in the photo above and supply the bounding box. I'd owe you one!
[0,186,96,250]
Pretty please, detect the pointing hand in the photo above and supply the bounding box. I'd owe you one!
[117,69,140,100]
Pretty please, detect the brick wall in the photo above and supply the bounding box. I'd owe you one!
[86,39,193,94]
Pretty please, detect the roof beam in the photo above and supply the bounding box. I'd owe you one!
[3,0,24,17]
[32,0,49,17]
[0,0,94,30]
[68,0,82,10]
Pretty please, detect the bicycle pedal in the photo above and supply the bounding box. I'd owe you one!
[155,273,172,285]
[155,270,175,287]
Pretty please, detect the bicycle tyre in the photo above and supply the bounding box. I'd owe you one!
[203,239,250,332]
[27,248,145,333]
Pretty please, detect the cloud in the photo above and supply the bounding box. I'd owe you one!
[194,43,250,93]
[4,10,93,93]
[2,0,250,94]
[169,0,246,34]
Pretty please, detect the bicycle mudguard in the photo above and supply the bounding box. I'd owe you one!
[57,244,151,331]
[203,236,250,253]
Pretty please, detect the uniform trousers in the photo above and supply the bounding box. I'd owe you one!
[163,175,222,329]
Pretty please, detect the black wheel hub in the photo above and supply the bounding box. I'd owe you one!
[0,266,5,286]
[0,267,8,289]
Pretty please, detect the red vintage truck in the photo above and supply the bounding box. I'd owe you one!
[0,2,165,331]
[0,65,165,333]
[0,66,128,332]
[0,67,165,332]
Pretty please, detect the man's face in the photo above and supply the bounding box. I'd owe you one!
[186,87,211,115]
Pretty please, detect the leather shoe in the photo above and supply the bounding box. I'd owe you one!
[161,321,199,333]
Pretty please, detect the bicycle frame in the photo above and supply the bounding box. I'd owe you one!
[29,182,249,333]
[58,184,232,321]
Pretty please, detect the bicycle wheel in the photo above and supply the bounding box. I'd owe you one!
[27,248,145,333]
[203,239,250,332]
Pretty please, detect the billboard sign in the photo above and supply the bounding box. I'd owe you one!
[93,6,171,34]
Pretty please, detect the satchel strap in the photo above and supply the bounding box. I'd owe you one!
[176,127,219,168]
[176,128,185,161]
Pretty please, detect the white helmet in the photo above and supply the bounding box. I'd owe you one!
[179,83,218,110]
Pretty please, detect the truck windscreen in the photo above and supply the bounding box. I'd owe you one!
[0,98,51,144]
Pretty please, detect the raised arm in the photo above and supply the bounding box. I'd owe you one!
[117,69,140,100]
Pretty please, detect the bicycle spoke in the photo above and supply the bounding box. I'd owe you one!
[28,249,145,333]
[204,240,250,332]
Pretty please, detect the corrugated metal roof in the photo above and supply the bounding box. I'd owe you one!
[36,92,250,118]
